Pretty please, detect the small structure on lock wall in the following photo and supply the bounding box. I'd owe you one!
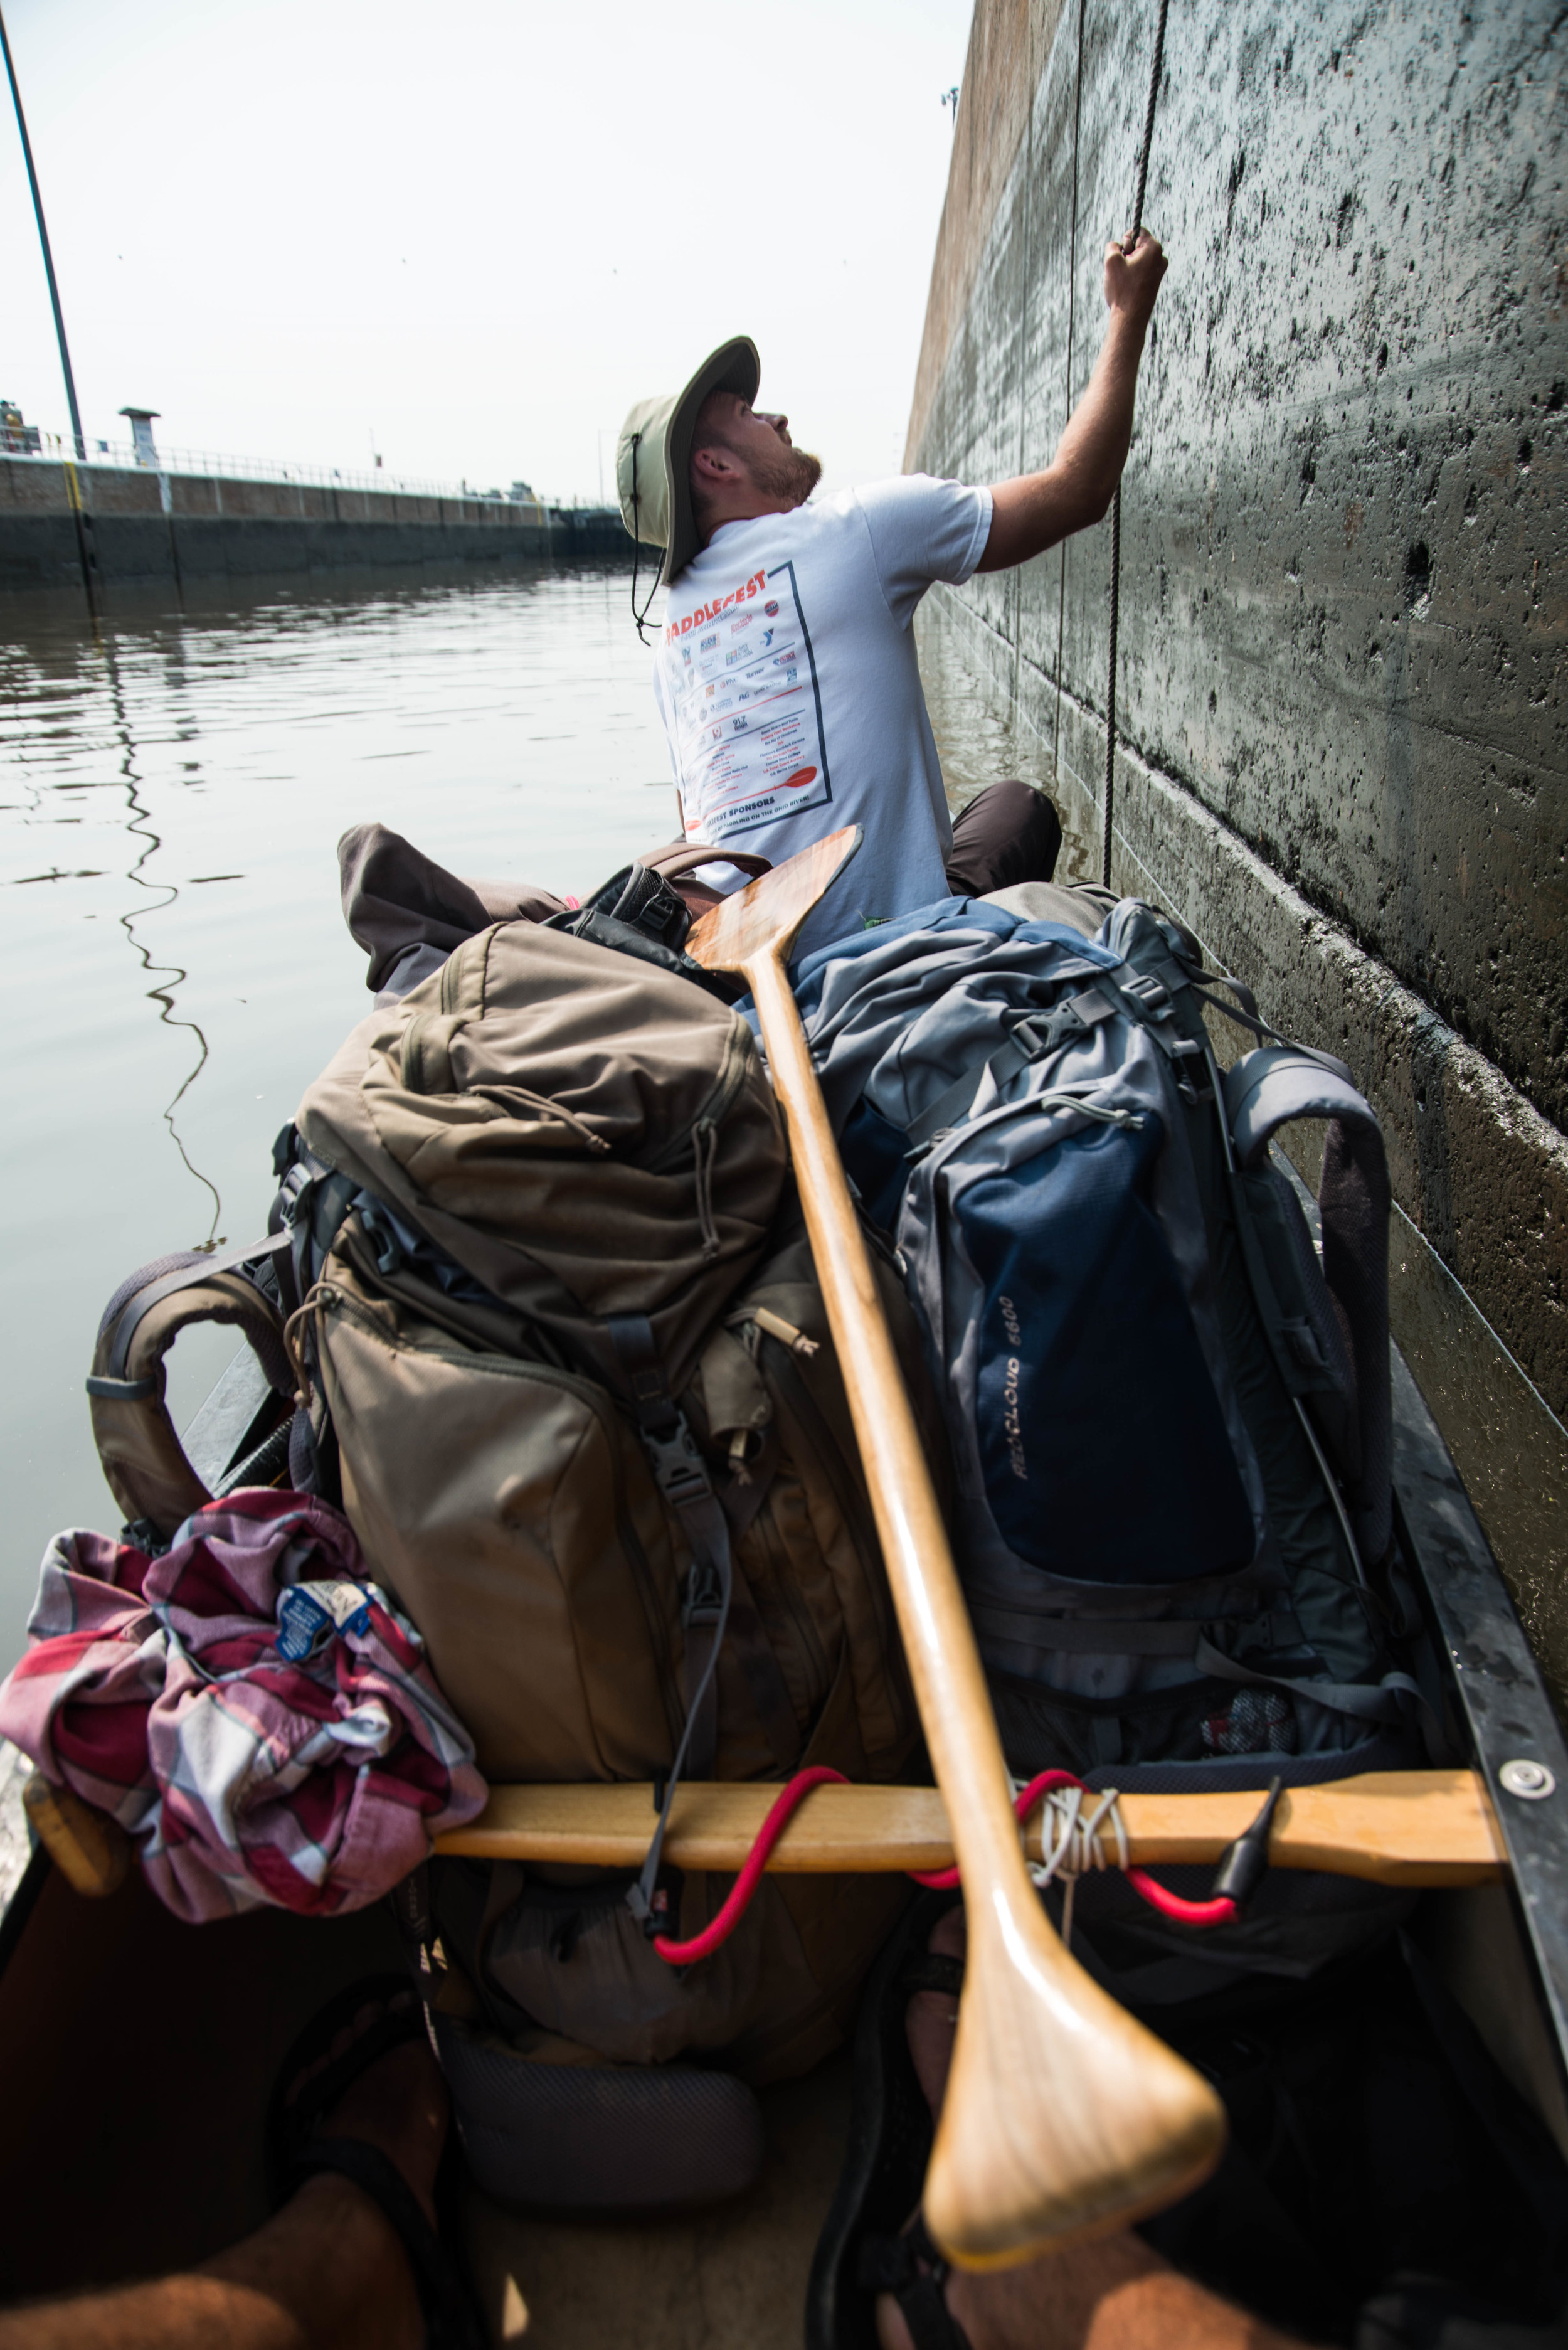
[1,399,41,453]
[119,407,161,467]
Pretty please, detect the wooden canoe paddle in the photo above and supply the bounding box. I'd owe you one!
[685,825,1227,2270]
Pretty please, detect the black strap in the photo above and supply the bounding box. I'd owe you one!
[608,1314,736,1931]
[856,2220,973,2350]
[107,1230,290,1381]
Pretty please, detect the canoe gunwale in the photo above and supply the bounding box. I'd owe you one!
[1389,1339,1568,2085]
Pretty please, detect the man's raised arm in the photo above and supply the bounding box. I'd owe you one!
[975,230,1167,573]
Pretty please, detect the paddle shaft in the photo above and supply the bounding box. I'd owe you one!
[746,957,1025,1922]
[743,946,1224,2265]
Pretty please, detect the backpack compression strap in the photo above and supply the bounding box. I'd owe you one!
[607,1313,803,1935]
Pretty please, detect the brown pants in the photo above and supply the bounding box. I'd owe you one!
[339,778,1064,1001]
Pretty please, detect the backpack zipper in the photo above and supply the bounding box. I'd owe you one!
[642,1015,758,1178]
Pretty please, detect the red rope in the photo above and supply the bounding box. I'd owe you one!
[650,1763,1235,1967]
[1123,1867,1236,1928]
[652,1766,849,1965]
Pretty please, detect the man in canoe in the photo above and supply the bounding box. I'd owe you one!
[610,228,1167,959]
[336,230,1166,993]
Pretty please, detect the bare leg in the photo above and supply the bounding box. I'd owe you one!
[0,1998,443,2350]
[879,1910,1320,2350]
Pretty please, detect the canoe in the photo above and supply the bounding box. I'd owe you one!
[0,1213,1565,2346]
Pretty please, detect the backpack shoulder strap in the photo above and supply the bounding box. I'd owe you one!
[1221,1045,1394,1568]
[88,1233,294,1544]
[1222,1043,1375,1169]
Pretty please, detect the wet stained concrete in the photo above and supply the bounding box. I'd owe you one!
[908,0,1566,1699]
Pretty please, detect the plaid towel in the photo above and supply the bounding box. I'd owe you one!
[0,1489,486,1922]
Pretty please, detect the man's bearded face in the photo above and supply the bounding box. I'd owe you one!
[692,393,822,515]
[743,434,822,507]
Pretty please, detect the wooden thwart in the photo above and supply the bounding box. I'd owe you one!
[434,1768,1505,1888]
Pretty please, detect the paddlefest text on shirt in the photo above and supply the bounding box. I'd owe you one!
[662,561,830,846]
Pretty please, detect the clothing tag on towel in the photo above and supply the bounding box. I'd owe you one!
[276,1578,374,1662]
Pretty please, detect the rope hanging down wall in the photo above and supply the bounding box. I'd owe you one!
[1101,0,1171,886]
[1051,0,1091,789]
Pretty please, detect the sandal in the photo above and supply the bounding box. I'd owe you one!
[806,1890,969,2350]
[266,1973,485,2350]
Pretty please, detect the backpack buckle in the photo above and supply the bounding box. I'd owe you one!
[643,1420,714,1514]
[683,1556,725,1627]
[1121,970,1172,1018]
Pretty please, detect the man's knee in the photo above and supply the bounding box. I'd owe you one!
[945,779,1062,897]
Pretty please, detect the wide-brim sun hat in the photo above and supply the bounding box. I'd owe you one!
[617,336,761,590]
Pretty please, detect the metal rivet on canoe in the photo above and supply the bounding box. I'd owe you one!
[1499,1758,1556,1800]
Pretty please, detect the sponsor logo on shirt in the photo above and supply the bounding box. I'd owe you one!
[699,633,717,651]
[764,600,780,616]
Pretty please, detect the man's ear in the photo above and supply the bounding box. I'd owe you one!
[692,443,744,486]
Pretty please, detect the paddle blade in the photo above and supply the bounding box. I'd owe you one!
[686,825,862,976]
[926,1895,1227,2268]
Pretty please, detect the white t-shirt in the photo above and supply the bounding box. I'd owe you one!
[651,475,993,959]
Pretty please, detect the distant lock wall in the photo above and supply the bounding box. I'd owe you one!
[0,459,630,588]
[908,1,1567,1698]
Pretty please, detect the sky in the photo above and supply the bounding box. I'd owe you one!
[0,0,972,502]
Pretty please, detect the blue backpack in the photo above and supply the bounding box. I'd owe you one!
[788,895,1441,1837]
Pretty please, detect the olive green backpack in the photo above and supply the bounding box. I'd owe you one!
[274,916,941,2080]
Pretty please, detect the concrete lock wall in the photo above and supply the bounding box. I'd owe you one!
[0,457,629,588]
[908,1,1568,1696]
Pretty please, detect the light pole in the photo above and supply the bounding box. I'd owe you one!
[0,5,86,460]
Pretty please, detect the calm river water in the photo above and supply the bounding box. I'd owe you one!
[0,560,1081,1670]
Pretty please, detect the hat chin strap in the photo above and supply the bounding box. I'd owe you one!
[629,433,663,643]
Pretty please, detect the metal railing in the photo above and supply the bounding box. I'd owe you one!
[5,431,570,513]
